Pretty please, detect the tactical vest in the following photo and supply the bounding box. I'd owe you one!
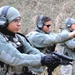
[45,44,56,54]
[0,32,37,75]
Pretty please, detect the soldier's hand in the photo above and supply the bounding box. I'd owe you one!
[41,53,61,69]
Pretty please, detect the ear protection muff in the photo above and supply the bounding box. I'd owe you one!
[65,18,74,28]
[66,24,71,28]
[66,19,72,28]
[0,6,10,28]
[37,15,44,29]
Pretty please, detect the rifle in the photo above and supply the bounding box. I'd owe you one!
[53,52,74,65]
[47,51,74,75]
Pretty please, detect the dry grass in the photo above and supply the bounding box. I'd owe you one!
[53,66,61,75]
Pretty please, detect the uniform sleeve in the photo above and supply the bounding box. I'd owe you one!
[65,38,75,49]
[48,32,70,43]
[27,31,70,48]
[0,34,44,67]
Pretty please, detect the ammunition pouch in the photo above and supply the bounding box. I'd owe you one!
[22,66,38,75]
[46,44,56,54]
[7,66,38,75]
[0,61,8,75]
[0,61,38,75]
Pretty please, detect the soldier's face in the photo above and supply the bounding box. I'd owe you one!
[42,21,51,33]
[7,17,21,33]
[70,23,75,31]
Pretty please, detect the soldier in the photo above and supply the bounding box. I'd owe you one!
[0,6,61,75]
[60,18,75,75]
[26,15,75,54]
[26,15,75,74]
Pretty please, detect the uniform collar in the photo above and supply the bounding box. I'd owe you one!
[35,27,50,34]
[0,28,15,37]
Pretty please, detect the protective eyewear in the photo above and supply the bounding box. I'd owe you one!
[44,24,51,28]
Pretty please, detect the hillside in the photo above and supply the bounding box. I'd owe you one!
[0,0,75,34]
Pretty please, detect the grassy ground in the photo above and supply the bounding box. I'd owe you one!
[53,66,61,75]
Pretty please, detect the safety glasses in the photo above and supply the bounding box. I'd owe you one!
[44,24,51,28]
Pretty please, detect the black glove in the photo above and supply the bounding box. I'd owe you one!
[41,53,61,71]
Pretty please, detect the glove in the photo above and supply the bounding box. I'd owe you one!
[41,53,61,71]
